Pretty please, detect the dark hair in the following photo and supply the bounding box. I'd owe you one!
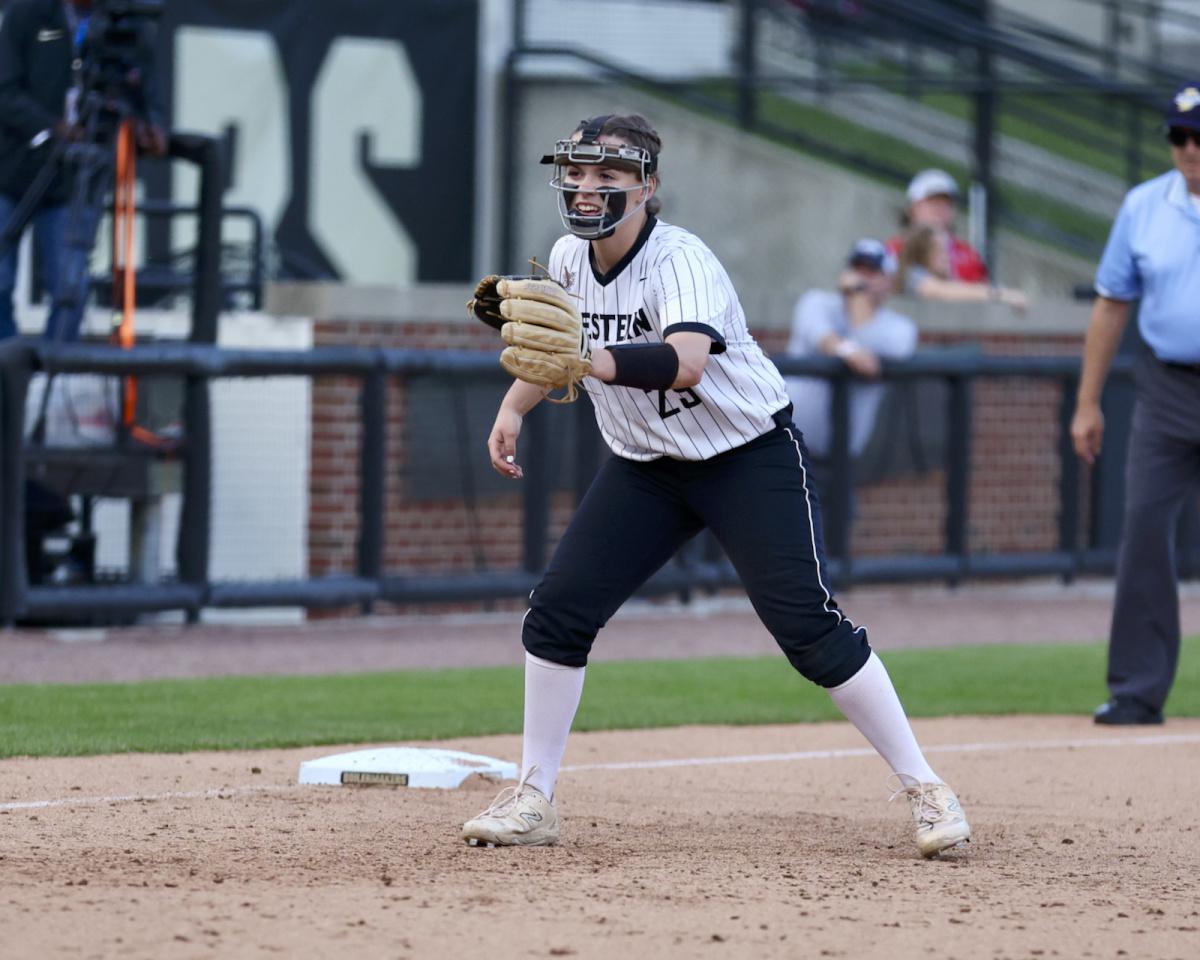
[894,225,943,294]
[573,113,663,216]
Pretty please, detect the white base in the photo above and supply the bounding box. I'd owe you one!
[298,747,517,789]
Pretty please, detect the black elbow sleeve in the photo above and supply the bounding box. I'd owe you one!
[606,342,680,390]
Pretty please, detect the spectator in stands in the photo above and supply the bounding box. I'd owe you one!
[1070,82,1200,727]
[895,225,1028,312]
[784,238,917,505]
[888,168,988,283]
[0,0,166,342]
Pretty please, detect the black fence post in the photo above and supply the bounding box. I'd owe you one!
[170,133,224,623]
[944,375,973,585]
[1058,375,1081,583]
[498,1,526,273]
[1103,0,1121,77]
[357,368,387,613]
[1145,1,1163,69]
[168,133,224,343]
[826,374,852,567]
[1124,98,1142,189]
[737,0,758,130]
[522,402,550,574]
[177,377,211,622]
[573,396,600,506]
[971,0,997,276]
[0,343,33,626]
[905,36,924,101]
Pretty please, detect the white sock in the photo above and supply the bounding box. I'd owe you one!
[827,651,940,784]
[521,652,585,799]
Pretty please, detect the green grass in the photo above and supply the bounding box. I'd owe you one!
[1,637,1197,759]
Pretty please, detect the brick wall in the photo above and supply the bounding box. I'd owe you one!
[308,316,583,615]
[310,317,1092,612]
[755,327,1092,561]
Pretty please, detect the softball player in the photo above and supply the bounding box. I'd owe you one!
[462,114,970,857]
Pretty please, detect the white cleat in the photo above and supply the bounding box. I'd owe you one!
[889,774,971,858]
[462,768,559,848]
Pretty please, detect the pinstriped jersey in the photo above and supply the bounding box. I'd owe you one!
[548,217,789,462]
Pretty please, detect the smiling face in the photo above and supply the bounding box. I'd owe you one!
[562,135,649,215]
[547,131,657,241]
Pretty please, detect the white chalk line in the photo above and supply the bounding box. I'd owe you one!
[3,732,1199,812]
[560,732,1200,772]
[0,784,294,811]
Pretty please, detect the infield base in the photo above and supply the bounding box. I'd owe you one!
[298,747,517,789]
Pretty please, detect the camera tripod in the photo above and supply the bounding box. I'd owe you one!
[0,109,153,445]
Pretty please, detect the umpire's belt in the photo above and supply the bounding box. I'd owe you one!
[1156,355,1200,375]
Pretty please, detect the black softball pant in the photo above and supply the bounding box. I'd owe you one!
[522,417,872,687]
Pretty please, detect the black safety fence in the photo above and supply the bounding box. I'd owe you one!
[3,341,1197,626]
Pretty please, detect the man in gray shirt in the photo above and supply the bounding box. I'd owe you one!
[786,238,917,466]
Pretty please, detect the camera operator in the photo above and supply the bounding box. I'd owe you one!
[0,0,165,343]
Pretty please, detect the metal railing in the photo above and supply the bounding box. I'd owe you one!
[772,350,1132,584]
[88,201,266,311]
[4,340,1194,625]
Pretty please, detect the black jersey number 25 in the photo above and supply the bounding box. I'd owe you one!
[653,388,702,419]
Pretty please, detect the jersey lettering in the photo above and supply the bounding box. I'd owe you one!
[584,309,653,344]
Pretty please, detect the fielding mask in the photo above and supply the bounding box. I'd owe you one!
[540,117,657,240]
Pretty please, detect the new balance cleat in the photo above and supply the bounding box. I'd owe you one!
[888,774,971,858]
[462,768,559,847]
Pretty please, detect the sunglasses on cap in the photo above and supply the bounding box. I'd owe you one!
[1166,126,1200,147]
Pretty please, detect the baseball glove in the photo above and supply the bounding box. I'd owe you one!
[468,275,591,403]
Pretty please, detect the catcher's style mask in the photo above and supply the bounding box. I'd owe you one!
[541,116,657,240]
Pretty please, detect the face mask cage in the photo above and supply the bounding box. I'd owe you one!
[541,139,656,240]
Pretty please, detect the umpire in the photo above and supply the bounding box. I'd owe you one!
[1071,82,1200,726]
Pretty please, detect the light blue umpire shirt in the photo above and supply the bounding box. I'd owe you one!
[1095,169,1200,363]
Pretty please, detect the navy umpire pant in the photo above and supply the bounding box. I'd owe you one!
[1107,354,1200,711]
[522,412,872,687]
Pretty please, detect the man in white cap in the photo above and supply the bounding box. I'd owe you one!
[887,168,988,284]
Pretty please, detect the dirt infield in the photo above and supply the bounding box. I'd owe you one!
[2,581,1199,959]
[2,718,1199,959]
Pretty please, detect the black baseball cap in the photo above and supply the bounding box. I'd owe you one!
[1165,83,1200,132]
[846,238,896,275]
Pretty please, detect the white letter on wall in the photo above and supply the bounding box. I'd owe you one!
[310,37,421,284]
[172,27,290,260]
